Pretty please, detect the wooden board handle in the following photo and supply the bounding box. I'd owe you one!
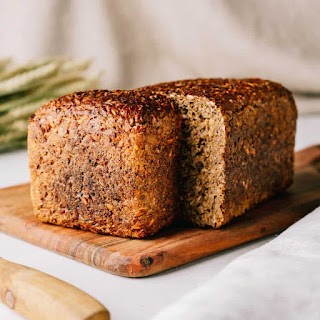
[0,258,109,320]
[295,145,320,170]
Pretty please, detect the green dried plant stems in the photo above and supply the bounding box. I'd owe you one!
[0,74,98,117]
[0,74,82,114]
[33,72,88,97]
[59,58,92,73]
[50,74,100,97]
[10,119,29,132]
[0,74,99,127]
[0,59,58,81]
[0,120,28,153]
[0,122,27,147]
[0,63,92,113]
[0,97,53,127]
[0,57,101,152]
[0,60,62,96]
[0,139,26,153]
[0,91,41,114]
[0,126,27,145]
[0,58,11,75]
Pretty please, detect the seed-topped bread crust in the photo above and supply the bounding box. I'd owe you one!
[28,90,181,238]
[145,78,294,113]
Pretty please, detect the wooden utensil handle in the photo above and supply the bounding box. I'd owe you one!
[0,258,109,320]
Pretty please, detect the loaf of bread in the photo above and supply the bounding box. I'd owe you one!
[144,78,297,228]
[28,90,181,238]
[29,78,297,237]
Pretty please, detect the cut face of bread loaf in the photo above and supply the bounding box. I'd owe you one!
[28,90,181,238]
[145,78,297,228]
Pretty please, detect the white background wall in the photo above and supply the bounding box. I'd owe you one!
[1,0,320,98]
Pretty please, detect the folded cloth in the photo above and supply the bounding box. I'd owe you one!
[153,206,320,320]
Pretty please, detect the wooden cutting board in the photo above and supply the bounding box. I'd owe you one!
[1,146,320,278]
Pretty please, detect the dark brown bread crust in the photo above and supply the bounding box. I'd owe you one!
[144,78,295,113]
[145,78,297,227]
[28,90,181,238]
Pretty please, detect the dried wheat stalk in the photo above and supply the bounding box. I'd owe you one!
[0,58,100,153]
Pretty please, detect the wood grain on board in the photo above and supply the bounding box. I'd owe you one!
[1,145,320,278]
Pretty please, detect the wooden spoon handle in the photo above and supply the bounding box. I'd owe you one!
[0,258,109,320]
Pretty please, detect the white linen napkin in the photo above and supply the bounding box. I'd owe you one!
[153,206,320,320]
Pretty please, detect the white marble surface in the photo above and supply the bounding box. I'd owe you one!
[0,113,319,320]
